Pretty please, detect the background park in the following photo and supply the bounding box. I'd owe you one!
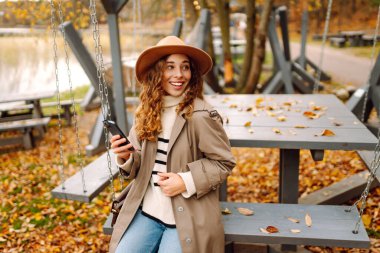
[1,0,380,252]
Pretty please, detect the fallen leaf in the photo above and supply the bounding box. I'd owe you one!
[244,121,252,127]
[237,207,254,216]
[332,121,343,126]
[256,97,264,106]
[294,125,308,128]
[272,128,281,134]
[260,228,270,234]
[225,117,229,124]
[311,105,322,111]
[266,226,279,233]
[229,104,238,108]
[287,217,300,223]
[305,213,312,227]
[303,111,317,119]
[277,116,287,122]
[248,128,254,134]
[221,208,232,215]
[321,129,335,136]
[246,107,253,112]
[290,229,301,233]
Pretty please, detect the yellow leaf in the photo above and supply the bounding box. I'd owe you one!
[277,116,287,122]
[272,128,281,134]
[361,214,372,227]
[321,129,335,136]
[294,125,308,128]
[237,207,254,216]
[291,229,301,233]
[244,121,252,127]
[229,104,238,108]
[305,213,312,227]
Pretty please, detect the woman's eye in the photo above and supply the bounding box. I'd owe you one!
[166,65,174,70]
[182,65,190,71]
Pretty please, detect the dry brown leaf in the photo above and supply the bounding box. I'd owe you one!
[248,128,254,134]
[311,105,322,111]
[305,213,312,227]
[237,207,254,216]
[272,128,281,134]
[229,104,238,108]
[290,229,301,233]
[266,226,279,233]
[221,208,232,215]
[246,107,253,112]
[287,217,300,223]
[244,121,252,127]
[225,117,229,124]
[277,116,287,122]
[260,228,270,234]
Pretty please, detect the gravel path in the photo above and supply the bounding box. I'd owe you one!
[290,42,373,88]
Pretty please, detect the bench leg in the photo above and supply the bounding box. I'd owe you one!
[22,129,34,149]
[63,106,72,126]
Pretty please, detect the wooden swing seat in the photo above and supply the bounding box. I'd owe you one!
[103,202,370,249]
[51,152,118,202]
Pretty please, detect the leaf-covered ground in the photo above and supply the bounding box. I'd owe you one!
[0,109,379,252]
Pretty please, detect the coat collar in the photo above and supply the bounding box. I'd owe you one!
[166,98,210,154]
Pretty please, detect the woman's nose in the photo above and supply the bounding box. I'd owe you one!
[174,67,183,77]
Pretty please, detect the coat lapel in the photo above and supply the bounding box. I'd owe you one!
[167,114,186,155]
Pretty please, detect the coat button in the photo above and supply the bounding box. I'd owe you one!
[177,206,184,212]
[185,237,192,244]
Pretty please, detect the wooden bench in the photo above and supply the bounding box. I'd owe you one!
[0,117,51,149]
[329,37,346,47]
[0,100,79,125]
[102,202,370,249]
[51,152,118,202]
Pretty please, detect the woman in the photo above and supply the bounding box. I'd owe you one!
[109,35,235,253]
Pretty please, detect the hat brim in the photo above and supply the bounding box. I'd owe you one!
[135,44,213,83]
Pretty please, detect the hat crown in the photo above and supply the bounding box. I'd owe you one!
[156,36,186,47]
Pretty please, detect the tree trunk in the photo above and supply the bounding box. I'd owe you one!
[199,0,224,93]
[237,0,256,91]
[215,0,234,87]
[244,0,274,94]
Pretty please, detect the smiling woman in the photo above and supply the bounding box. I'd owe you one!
[108,35,236,253]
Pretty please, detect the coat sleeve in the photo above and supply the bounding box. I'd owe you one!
[117,125,142,180]
[186,111,236,199]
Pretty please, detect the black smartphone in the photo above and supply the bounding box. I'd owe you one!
[103,120,135,151]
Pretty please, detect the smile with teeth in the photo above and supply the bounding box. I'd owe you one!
[170,82,184,87]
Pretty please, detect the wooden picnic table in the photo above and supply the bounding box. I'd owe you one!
[340,31,365,47]
[205,94,378,204]
[0,90,56,119]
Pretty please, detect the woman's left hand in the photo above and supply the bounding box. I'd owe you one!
[157,172,186,197]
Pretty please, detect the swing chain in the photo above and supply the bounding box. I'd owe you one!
[344,4,380,234]
[56,0,87,194]
[89,0,116,201]
[181,0,186,33]
[313,0,333,94]
[50,0,66,190]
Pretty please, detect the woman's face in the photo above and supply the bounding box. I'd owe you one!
[162,54,191,97]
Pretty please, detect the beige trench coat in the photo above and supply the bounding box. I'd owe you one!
[109,98,236,253]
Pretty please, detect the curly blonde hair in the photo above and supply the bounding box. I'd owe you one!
[135,55,204,141]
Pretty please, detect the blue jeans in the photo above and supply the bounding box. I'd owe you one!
[115,209,182,253]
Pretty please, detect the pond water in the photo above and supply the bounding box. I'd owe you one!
[0,34,92,94]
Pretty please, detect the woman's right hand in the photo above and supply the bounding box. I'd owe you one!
[110,135,135,161]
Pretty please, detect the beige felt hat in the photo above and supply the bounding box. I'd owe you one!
[135,36,213,83]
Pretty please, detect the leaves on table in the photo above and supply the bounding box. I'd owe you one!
[316,129,336,137]
[244,121,252,127]
[305,213,313,227]
[291,229,301,233]
[294,125,308,128]
[237,207,254,216]
[221,207,232,215]
[266,226,279,233]
[288,217,300,223]
[260,227,270,234]
[277,116,287,122]
[272,128,282,134]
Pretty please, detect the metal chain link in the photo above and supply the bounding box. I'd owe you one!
[89,0,116,201]
[360,5,380,122]
[50,0,66,190]
[346,4,380,234]
[57,0,87,194]
[313,0,333,93]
